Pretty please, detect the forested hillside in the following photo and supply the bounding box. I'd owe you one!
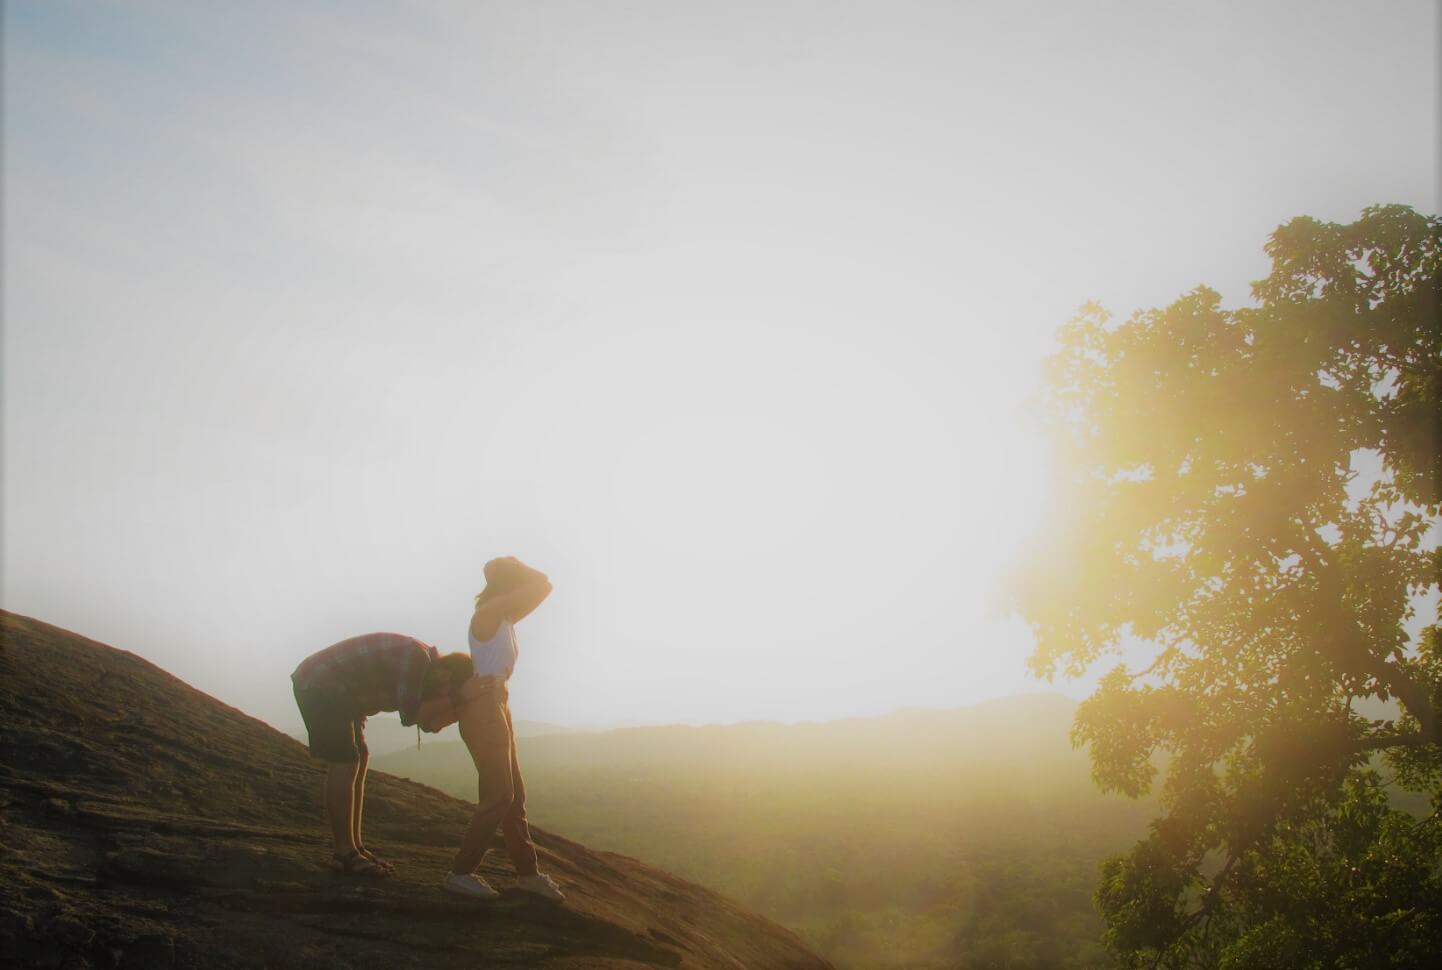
[378,695,1158,968]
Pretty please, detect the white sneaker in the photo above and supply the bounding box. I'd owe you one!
[442,871,500,900]
[516,872,566,902]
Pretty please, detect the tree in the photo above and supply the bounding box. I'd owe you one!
[1010,205,1442,968]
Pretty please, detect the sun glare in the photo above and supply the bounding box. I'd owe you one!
[515,325,1054,719]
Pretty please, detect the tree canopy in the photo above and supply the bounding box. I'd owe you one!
[1011,204,1442,968]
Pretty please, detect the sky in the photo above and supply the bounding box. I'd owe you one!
[3,0,1438,733]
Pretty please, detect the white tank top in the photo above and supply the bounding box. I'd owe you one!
[469,619,518,681]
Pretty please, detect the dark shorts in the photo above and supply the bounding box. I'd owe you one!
[293,684,368,764]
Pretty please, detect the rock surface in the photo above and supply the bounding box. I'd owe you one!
[0,611,832,969]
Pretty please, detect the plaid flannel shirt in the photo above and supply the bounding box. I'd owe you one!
[291,632,437,726]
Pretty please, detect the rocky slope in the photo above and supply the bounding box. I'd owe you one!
[0,611,832,970]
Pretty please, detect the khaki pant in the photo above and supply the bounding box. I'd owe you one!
[450,685,539,876]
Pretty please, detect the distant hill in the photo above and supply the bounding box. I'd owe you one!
[0,611,832,969]
[377,693,1157,968]
[299,712,577,757]
[379,693,1100,797]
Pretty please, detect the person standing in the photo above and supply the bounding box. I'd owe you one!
[443,557,565,902]
[292,632,471,876]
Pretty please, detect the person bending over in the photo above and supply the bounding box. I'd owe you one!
[291,632,471,876]
[441,556,564,902]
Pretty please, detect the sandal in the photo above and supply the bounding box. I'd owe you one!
[358,848,396,872]
[331,849,388,878]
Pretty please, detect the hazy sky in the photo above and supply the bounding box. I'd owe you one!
[4,1,1438,732]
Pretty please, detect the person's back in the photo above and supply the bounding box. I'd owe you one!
[292,632,432,715]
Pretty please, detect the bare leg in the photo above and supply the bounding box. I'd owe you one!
[325,762,360,855]
[351,746,369,854]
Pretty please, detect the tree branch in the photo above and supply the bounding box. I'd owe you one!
[1351,732,1433,754]
[1372,668,1439,745]
[1297,532,1440,744]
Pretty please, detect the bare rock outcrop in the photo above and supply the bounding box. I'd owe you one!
[0,611,831,969]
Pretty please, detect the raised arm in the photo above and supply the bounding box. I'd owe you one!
[469,559,553,640]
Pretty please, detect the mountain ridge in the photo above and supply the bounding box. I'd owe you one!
[0,610,832,969]
[376,690,1088,792]
[331,692,1082,758]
